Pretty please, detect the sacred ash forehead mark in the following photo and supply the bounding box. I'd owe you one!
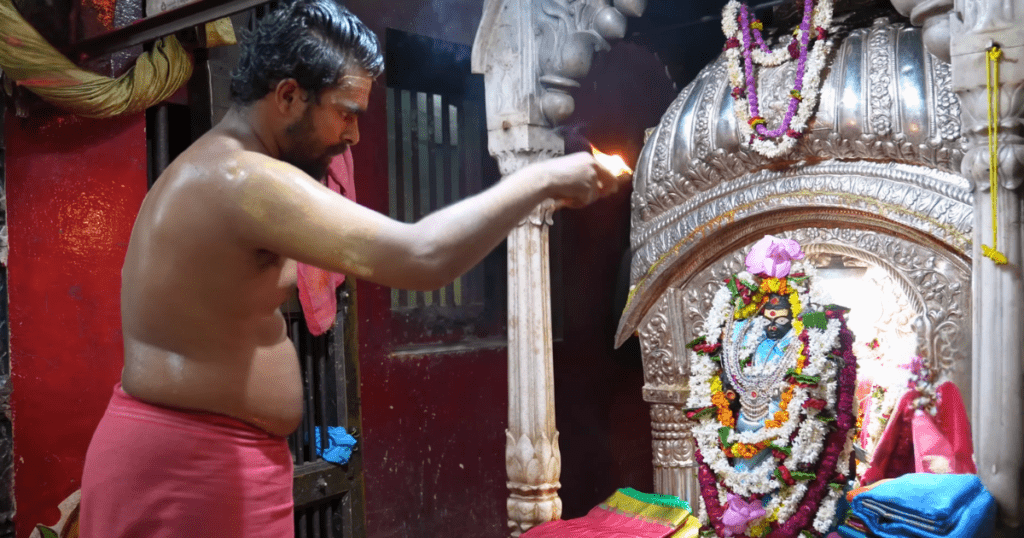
[337,74,373,91]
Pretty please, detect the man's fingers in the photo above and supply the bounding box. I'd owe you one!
[595,170,630,197]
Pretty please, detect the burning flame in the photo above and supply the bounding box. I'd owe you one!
[590,144,633,177]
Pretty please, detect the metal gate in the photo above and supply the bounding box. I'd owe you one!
[284,288,366,538]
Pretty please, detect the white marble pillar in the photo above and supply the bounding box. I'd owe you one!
[895,0,1024,525]
[505,196,562,535]
[472,1,565,533]
[492,129,565,537]
[949,0,1024,528]
[473,1,644,533]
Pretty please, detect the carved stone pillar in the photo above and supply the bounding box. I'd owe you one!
[473,1,646,534]
[650,405,699,504]
[494,132,564,537]
[891,0,955,61]
[505,196,562,535]
[949,0,1024,527]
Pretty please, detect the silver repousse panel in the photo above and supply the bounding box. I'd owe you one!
[620,18,971,343]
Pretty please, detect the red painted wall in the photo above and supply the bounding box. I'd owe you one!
[6,111,147,538]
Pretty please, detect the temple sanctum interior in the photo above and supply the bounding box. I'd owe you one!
[1,1,1022,537]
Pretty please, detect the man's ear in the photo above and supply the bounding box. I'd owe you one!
[273,79,306,115]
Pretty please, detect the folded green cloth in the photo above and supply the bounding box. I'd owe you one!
[619,488,692,512]
[523,488,700,538]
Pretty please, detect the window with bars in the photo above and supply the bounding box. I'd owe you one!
[386,88,485,311]
[384,29,505,346]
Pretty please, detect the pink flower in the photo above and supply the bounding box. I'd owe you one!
[721,493,766,536]
[745,235,805,278]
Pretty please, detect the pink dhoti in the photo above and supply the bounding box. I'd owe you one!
[81,384,294,538]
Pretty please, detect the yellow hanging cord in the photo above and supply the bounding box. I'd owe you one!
[982,45,1008,265]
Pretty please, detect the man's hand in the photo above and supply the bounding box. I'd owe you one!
[539,152,630,209]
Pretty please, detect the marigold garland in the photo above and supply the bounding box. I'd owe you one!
[686,260,857,537]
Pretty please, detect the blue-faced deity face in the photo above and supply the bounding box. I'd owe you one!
[763,294,792,340]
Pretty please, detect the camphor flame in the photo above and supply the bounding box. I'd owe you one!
[590,144,633,177]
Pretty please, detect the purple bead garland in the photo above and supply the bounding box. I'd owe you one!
[736,0,820,141]
[739,5,759,118]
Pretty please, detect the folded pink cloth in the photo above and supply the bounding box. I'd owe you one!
[297,149,355,335]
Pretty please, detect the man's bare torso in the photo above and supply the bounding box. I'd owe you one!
[120,125,304,437]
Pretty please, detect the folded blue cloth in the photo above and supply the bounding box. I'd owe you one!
[836,524,868,538]
[851,474,995,538]
[313,426,357,465]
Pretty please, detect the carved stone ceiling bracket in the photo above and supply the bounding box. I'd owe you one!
[473,0,648,136]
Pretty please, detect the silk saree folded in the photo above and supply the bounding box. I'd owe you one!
[850,473,995,538]
[523,488,701,538]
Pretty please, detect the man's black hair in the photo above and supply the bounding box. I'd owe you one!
[230,0,384,105]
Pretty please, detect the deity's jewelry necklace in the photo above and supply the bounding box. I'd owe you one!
[722,315,800,423]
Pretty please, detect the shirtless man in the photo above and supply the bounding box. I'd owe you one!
[80,1,621,537]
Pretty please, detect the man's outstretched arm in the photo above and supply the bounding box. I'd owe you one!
[230,151,624,290]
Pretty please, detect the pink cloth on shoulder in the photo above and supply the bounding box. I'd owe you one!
[297,149,355,335]
[862,389,917,485]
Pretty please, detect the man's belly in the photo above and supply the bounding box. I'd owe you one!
[120,337,304,437]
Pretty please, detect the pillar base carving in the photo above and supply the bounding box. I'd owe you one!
[507,487,562,536]
[650,403,700,514]
[506,431,562,535]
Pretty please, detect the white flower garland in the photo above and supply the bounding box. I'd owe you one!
[722,0,835,158]
[813,488,843,533]
[764,482,809,524]
[789,419,829,466]
[695,422,783,497]
[704,285,736,346]
[687,352,718,409]
[688,266,850,529]
[813,434,857,533]
[862,384,900,457]
[698,494,709,526]
[909,359,939,415]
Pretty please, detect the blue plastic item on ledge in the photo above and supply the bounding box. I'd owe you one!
[313,426,357,465]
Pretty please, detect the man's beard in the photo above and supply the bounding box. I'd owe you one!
[281,110,344,181]
[285,152,332,181]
